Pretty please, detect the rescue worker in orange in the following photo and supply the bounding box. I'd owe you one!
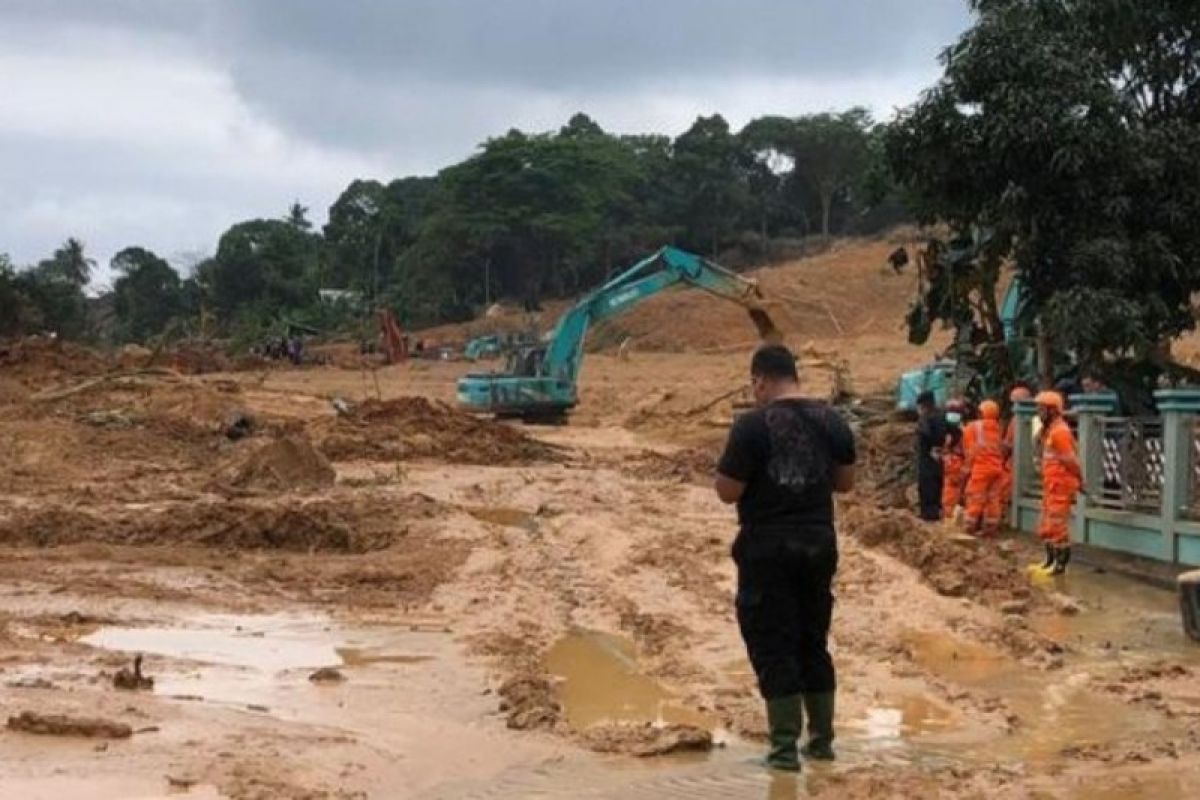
[1000,383,1034,515]
[1035,391,1081,574]
[940,399,967,522]
[962,399,1006,537]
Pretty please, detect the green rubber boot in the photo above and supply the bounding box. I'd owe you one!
[800,692,836,761]
[763,694,803,772]
[1052,545,1071,576]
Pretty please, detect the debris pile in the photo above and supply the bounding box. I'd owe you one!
[219,434,336,491]
[840,501,1034,605]
[316,397,560,465]
[1,494,431,553]
[497,675,561,730]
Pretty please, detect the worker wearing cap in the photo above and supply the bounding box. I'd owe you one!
[962,400,1006,537]
[941,399,967,522]
[1035,391,1081,574]
[1000,384,1034,514]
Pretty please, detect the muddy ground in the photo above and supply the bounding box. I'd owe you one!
[2,308,1200,798]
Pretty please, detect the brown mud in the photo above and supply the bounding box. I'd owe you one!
[2,239,1199,797]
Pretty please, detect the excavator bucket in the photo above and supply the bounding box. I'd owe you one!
[748,307,783,344]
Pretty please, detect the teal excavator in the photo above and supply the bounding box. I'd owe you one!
[456,246,780,420]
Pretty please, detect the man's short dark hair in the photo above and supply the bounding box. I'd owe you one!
[751,344,798,381]
[916,390,936,408]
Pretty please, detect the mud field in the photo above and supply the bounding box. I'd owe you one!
[3,254,1200,798]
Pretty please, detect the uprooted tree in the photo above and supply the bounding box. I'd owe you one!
[887,0,1200,406]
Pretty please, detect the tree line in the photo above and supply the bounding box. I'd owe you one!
[1,108,901,344]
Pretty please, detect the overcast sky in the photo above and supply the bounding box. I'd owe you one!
[0,0,971,289]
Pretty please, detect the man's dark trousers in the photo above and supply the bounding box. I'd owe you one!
[918,461,943,521]
[734,526,837,700]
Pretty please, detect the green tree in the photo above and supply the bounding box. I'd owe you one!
[888,0,1200,395]
[670,114,751,255]
[110,246,183,342]
[789,109,874,237]
[206,216,322,323]
[37,237,95,287]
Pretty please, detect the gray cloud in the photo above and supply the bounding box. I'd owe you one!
[0,0,971,279]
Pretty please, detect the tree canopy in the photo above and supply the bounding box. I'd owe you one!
[0,108,897,344]
[888,0,1200,393]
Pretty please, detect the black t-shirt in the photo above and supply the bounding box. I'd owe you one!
[716,398,857,530]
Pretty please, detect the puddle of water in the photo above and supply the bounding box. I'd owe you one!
[545,630,712,731]
[467,506,536,529]
[0,776,224,800]
[77,612,444,713]
[1031,569,1196,659]
[82,615,341,673]
[900,621,1184,764]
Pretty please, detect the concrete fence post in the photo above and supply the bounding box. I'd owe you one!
[1153,389,1200,563]
[1070,394,1118,546]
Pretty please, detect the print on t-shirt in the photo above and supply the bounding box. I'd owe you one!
[765,405,831,495]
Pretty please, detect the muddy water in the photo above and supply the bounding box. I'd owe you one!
[545,630,713,731]
[0,775,224,800]
[79,612,444,712]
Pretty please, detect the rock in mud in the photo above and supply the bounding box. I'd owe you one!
[112,654,154,691]
[308,667,346,684]
[581,722,713,757]
[7,711,132,739]
[497,675,561,730]
[1050,593,1081,616]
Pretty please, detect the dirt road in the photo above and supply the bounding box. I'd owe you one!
[1,339,1199,798]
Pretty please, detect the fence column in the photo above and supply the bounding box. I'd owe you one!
[1011,399,1037,528]
[1153,390,1200,563]
[1071,393,1118,546]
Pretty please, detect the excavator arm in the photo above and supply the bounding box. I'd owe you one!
[541,246,780,385]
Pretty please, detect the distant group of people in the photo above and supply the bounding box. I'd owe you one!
[255,335,304,365]
[916,383,1082,575]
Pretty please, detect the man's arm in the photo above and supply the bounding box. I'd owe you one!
[714,473,746,504]
[714,414,758,505]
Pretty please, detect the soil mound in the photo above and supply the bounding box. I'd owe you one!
[221,435,336,491]
[580,722,713,757]
[626,448,717,485]
[7,711,131,739]
[497,675,561,730]
[316,397,559,465]
[0,337,109,388]
[840,502,1034,605]
[1,494,434,553]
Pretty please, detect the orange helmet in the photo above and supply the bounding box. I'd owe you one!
[979,400,1001,420]
[1009,386,1033,403]
[1035,391,1064,412]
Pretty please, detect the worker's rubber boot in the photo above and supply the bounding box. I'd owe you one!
[1052,545,1071,576]
[1039,543,1055,572]
[800,692,836,761]
[762,694,803,772]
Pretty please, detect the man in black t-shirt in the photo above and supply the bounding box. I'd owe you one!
[715,345,856,772]
[915,390,946,521]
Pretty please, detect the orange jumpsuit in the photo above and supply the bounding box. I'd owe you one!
[1039,417,1081,545]
[963,419,1005,536]
[941,427,965,514]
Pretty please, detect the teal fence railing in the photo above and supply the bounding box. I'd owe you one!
[1011,390,1200,566]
